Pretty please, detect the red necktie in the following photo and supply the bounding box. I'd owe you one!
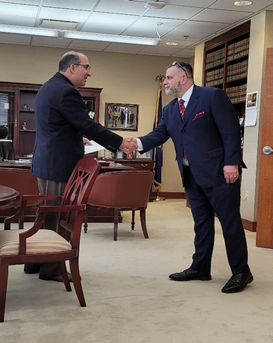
[179,99,187,161]
[179,99,185,120]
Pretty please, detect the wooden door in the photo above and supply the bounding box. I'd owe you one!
[256,48,273,248]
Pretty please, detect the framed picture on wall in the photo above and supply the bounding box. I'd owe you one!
[105,103,138,131]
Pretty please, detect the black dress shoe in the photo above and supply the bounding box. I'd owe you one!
[221,271,253,293]
[169,268,212,281]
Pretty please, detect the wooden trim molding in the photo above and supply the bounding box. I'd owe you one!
[242,218,257,232]
[151,192,187,199]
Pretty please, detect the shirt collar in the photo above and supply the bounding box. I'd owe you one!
[178,84,194,107]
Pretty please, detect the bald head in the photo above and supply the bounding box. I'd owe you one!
[59,51,86,72]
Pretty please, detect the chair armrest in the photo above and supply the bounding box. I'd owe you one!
[4,195,64,230]
[18,203,86,255]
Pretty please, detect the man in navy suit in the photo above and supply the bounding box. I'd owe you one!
[28,51,136,281]
[129,61,253,293]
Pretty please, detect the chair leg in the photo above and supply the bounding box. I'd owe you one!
[131,210,135,230]
[59,261,71,292]
[0,260,9,322]
[140,209,149,239]
[114,208,119,241]
[69,257,86,307]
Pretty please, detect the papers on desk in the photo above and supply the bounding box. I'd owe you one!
[84,140,105,154]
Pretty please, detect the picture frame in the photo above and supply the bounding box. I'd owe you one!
[114,149,135,160]
[135,149,154,160]
[105,103,138,131]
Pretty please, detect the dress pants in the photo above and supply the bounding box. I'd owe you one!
[25,178,67,278]
[183,165,250,275]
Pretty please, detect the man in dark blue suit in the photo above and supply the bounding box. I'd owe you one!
[129,61,253,293]
[28,51,136,281]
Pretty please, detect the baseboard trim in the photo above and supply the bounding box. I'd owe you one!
[151,192,187,199]
[242,218,257,232]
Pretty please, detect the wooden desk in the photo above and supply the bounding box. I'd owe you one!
[0,185,20,207]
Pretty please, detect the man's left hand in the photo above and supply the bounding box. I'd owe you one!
[223,165,239,184]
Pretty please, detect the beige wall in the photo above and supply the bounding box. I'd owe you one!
[0,44,190,193]
[194,11,273,223]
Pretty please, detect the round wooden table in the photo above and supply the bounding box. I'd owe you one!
[0,185,20,207]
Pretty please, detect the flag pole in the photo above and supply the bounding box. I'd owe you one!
[153,74,165,201]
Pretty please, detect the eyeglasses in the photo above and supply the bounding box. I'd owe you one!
[172,61,188,77]
[74,63,91,70]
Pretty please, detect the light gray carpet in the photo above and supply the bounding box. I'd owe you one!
[1,199,273,343]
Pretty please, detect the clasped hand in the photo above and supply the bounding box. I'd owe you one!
[120,136,137,154]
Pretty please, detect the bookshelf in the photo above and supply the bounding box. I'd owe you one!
[204,21,250,150]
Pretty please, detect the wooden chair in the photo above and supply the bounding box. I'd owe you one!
[85,170,154,241]
[0,157,101,322]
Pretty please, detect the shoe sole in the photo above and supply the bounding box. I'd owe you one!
[169,275,212,281]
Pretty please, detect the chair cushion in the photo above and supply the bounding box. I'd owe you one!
[0,229,72,256]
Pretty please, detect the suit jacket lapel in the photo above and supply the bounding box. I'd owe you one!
[182,85,200,127]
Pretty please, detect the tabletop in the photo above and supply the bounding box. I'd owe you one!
[0,185,20,207]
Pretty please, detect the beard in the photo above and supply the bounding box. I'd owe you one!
[164,81,181,97]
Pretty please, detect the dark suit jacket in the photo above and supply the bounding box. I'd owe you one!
[32,72,122,182]
[139,85,244,188]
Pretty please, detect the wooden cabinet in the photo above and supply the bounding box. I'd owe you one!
[204,21,250,150]
[0,81,102,158]
[111,158,154,171]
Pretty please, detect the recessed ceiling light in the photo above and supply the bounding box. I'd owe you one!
[234,1,252,6]
[166,42,178,46]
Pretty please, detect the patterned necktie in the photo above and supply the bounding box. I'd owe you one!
[179,99,187,161]
[179,99,185,120]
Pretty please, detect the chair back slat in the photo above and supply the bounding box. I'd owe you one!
[58,158,101,244]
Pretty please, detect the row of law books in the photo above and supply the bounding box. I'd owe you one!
[205,47,225,69]
[226,84,247,104]
[227,37,249,61]
[205,67,224,87]
[226,60,248,81]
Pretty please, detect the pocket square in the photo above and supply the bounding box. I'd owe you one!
[193,111,205,121]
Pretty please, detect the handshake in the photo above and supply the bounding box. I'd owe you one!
[120,136,138,155]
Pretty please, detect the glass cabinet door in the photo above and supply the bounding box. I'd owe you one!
[0,92,14,141]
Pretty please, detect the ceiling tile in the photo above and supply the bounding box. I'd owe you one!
[0,0,271,57]
[39,7,90,22]
[165,21,230,41]
[104,42,147,54]
[0,32,31,44]
[31,36,71,48]
[68,39,111,51]
[0,15,36,26]
[210,0,273,12]
[82,13,138,35]
[0,0,40,4]
[42,0,98,11]
[123,17,185,38]
[167,0,216,6]
[192,8,253,24]
[0,3,38,17]
[95,0,148,15]
[144,5,203,20]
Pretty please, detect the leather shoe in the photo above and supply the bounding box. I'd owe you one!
[221,271,253,293]
[169,268,211,281]
[39,272,73,283]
